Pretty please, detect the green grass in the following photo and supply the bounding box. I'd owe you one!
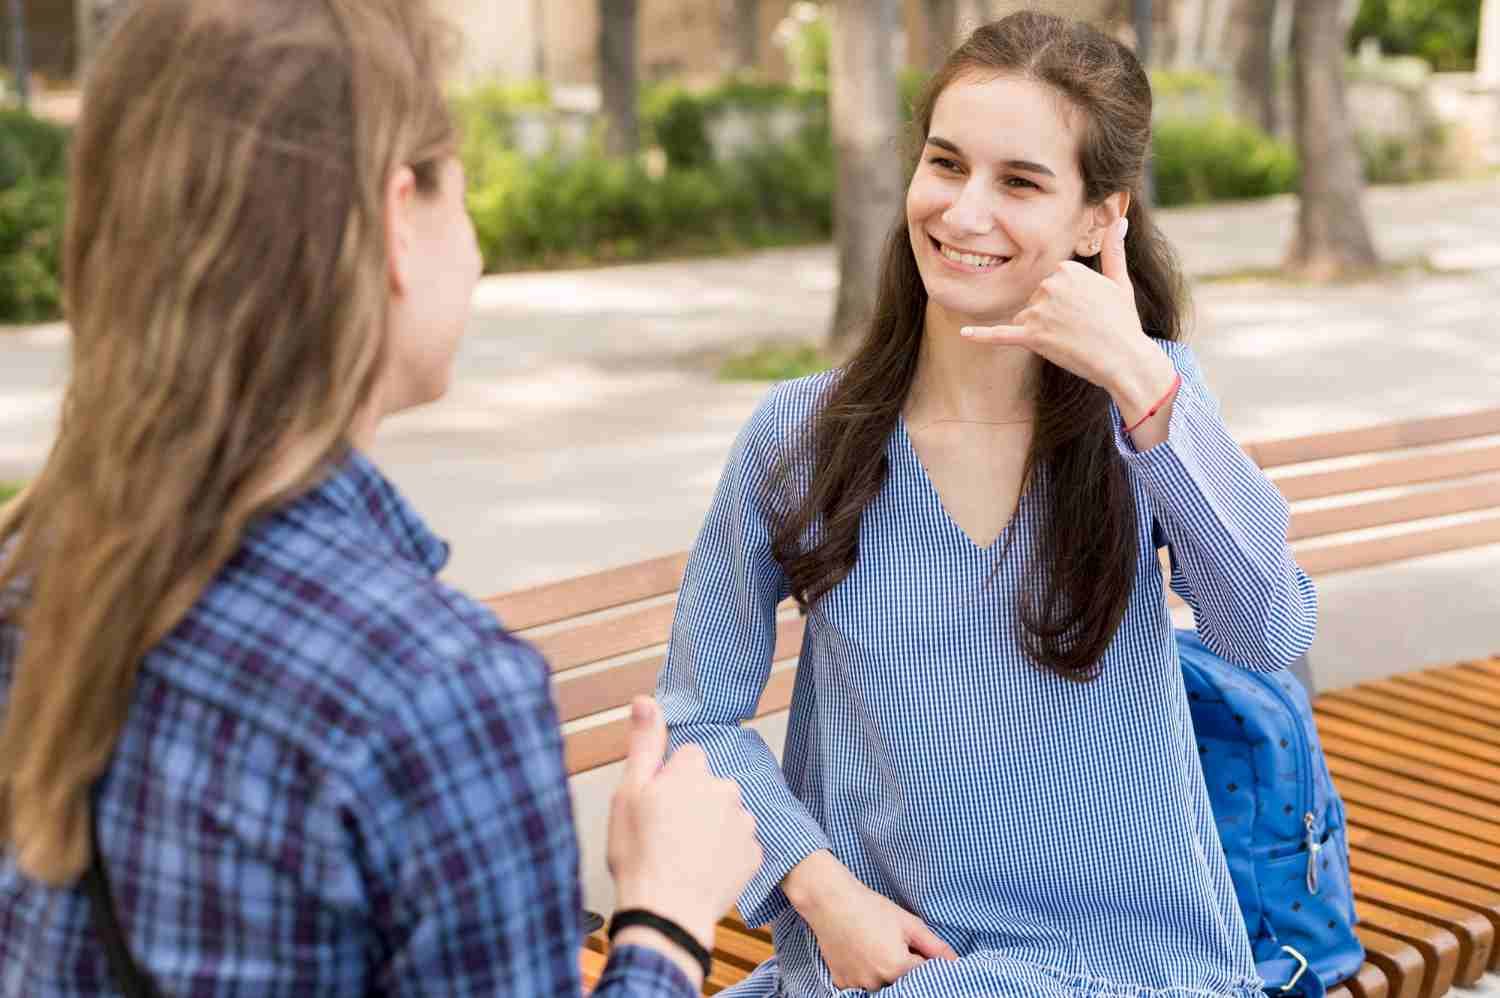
[0,482,21,504]
[718,342,832,382]
[1197,254,1453,286]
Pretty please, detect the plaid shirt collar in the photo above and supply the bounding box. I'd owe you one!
[306,447,450,576]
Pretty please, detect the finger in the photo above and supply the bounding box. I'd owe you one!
[959,324,1026,344]
[621,696,668,789]
[906,922,959,961]
[1100,216,1131,289]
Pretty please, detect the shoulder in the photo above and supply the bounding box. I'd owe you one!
[739,368,841,457]
[188,507,549,758]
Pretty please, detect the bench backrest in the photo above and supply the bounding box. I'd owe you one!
[482,407,1500,776]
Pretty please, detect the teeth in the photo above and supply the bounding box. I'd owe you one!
[939,243,1003,268]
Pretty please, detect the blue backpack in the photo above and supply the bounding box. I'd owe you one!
[1177,629,1364,998]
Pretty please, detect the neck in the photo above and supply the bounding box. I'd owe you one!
[908,299,1041,423]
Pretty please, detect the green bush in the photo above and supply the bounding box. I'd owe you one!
[466,134,835,272]
[0,178,67,323]
[0,482,21,505]
[1151,115,1299,207]
[1352,0,1480,71]
[0,111,69,323]
[1357,123,1452,184]
[0,109,69,188]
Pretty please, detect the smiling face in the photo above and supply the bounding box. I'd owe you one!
[906,73,1108,327]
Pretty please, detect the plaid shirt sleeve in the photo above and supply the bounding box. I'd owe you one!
[346,620,695,998]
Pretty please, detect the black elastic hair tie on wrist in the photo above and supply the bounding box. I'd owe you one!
[607,908,713,981]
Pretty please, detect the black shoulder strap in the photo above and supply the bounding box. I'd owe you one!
[83,801,165,998]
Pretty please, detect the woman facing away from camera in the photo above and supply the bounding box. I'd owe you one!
[0,1,760,995]
[660,12,1317,998]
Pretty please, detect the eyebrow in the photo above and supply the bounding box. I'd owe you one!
[925,136,1056,178]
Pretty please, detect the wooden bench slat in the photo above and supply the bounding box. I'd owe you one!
[1351,676,1500,730]
[720,912,772,943]
[553,617,806,723]
[1246,408,1500,470]
[1320,732,1500,808]
[1347,825,1500,894]
[1271,443,1500,502]
[1429,662,1500,695]
[564,666,797,775]
[1388,670,1500,711]
[1322,687,1500,749]
[1354,853,1500,969]
[1464,659,1500,679]
[1286,478,1500,542]
[1345,802,1500,868]
[1353,876,1492,986]
[712,922,774,972]
[1292,511,1500,577]
[580,946,608,993]
[1317,715,1500,793]
[1354,925,1427,998]
[1317,701,1500,772]
[486,553,690,632]
[1341,960,1392,998]
[532,601,679,675]
[1327,755,1500,824]
[1352,899,1462,996]
[1338,779,1500,847]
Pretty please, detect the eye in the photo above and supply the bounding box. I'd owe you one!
[928,156,962,173]
[1005,176,1040,190]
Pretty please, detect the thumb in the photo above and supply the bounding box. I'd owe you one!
[1100,216,1131,289]
[906,920,959,961]
[621,696,668,788]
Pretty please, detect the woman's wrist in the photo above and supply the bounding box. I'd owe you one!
[782,849,842,918]
[612,925,707,990]
[1110,340,1178,427]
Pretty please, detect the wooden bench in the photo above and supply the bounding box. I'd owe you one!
[482,406,1500,998]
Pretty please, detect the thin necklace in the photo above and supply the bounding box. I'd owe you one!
[908,415,1034,432]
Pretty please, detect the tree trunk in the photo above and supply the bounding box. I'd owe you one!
[6,0,28,105]
[828,0,904,351]
[1479,0,1500,86]
[1226,0,1276,133]
[598,0,639,156]
[1171,0,1206,69]
[1132,0,1154,66]
[720,0,759,75]
[1285,0,1378,279]
[75,0,125,78]
[924,0,959,72]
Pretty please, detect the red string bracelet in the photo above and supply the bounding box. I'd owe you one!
[1123,371,1182,434]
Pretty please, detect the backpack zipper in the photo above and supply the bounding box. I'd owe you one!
[1252,669,1318,879]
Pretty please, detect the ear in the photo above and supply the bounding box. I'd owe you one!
[1075,190,1131,257]
[385,165,418,297]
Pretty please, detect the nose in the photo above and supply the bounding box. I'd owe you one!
[941,176,996,236]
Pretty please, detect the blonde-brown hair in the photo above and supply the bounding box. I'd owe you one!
[0,0,456,884]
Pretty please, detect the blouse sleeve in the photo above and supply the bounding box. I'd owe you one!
[1114,340,1317,671]
[657,379,835,928]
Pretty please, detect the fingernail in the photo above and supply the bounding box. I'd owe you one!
[1117,218,1129,240]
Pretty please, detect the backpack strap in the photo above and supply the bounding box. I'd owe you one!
[83,798,165,998]
[1258,946,1327,998]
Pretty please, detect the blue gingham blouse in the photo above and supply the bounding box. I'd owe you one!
[659,341,1318,998]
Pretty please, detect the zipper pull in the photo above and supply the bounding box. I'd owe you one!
[1304,812,1321,895]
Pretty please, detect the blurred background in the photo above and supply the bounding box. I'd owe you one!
[2,0,1498,679]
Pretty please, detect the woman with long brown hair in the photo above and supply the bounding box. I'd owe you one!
[660,12,1317,998]
[0,1,759,994]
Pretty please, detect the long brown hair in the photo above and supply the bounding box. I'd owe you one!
[771,11,1188,682]
[0,0,456,885]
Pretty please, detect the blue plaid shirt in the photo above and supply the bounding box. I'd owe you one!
[0,450,693,997]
